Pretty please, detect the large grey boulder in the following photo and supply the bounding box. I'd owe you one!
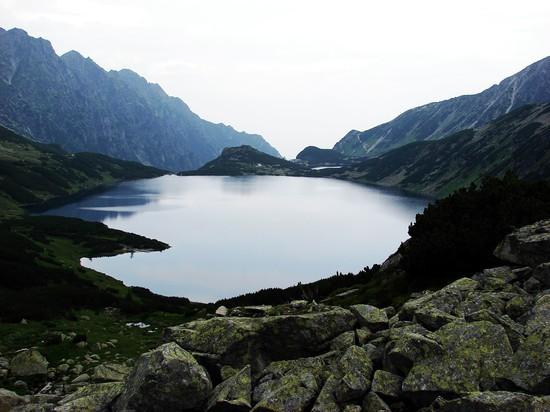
[402,321,513,405]
[55,382,124,412]
[114,342,212,412]
[10,349,48,377]
[494,219,550,266]
[427,391,550,411]
[207,365,251,412]
[349,305,388,331]
[383,323,442,375]
[164,307,356,373]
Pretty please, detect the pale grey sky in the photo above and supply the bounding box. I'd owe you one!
[1,0,549,158]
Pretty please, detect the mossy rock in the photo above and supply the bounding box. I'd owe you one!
[164,307,356,373]
[114,342,212,412]
[402,321,513,405]
[9,349,48,377]
[207,365,251,412]
[56,382,124,412]
[428,391,550,411]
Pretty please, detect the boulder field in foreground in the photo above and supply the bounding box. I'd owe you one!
[2,219,550,411]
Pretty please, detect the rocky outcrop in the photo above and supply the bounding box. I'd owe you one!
[495,219,550,266]
[164,306,356,373]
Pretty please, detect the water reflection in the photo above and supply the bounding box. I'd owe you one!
[40,179,163,221]
[42,175,430,302]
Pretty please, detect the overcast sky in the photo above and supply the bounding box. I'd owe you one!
[1,0,549,158]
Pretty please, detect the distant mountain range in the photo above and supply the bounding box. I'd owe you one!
[331,103,550,197]
[333,56,550,158]
[0,27,280,171]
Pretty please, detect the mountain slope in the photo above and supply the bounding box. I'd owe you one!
[296,146,348,166]
[0,28,280,171]
[184,145,310,176]
[331,104,550,197]
[0,124,165,217]
[334,56,550,157]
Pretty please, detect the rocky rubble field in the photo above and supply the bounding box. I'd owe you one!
[1,219,550,411]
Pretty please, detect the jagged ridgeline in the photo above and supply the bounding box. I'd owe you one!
[0,28,280,171]
[334,56,550,158]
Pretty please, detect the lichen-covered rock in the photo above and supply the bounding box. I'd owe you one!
[494,219,550,266]
[253,352,336,410]
[505,294,532,319]
[362,391,391,412]
[502,328,550,394]
[56,382,124,412]
[207,365,251,412]
[92,363,130,382]
[459,292,506,316]
[330,331,356,352]
[384,329,442,376]
[311,375,341,412]
[398,278,478,330]
[349,305,388,331]
[464,310,525,350]
[0,388,27,412]
[10,349,48,377]
[337,346,373,401]
[402,321,513,405]
[164,307,356,373]
[114,342,212,412]
[428,391,549,411]
[525,294,550,335]
[371,370,403,400]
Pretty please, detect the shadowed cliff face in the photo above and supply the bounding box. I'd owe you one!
[0,28,280,171]
[334,56,550,158]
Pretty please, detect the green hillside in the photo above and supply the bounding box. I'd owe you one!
[0,125,166,218]
[181,145,310,176]
[331,104,550,197]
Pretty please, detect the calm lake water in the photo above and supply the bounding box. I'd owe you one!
[42,175,429,302]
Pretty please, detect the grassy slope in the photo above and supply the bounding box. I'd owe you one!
[330,104,550,197]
